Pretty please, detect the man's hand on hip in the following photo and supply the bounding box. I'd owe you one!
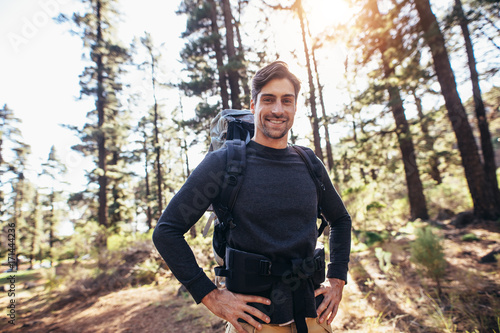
[201,288,271,333]
[314,278,345,325]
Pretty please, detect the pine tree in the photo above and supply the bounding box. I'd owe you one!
[413,0,500,219]
[178,0,250,143]
[140,32,165,215]
[64,0,130,238]
[40,146,68,265]
[341,0,429,219]
[0,106,31,264]
[452,0,500,205]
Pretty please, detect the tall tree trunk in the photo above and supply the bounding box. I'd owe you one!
[222,0,241,109]
[455,0,500,203]
[311,41,334,170]
[178,94,195,238]
[384,65,429,220]
[143,133,152,230]
[151,52,163,214]
[109,152,120,227]
[297,0,323,161]
[413,91,442,184]
[370,0,428,219]
[208,0,230,110]
[96,0,108,230]
[414,0,500,219]
[48,192,55,266]
[234,1,251,107]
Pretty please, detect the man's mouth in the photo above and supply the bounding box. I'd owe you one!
[267,119,286,125]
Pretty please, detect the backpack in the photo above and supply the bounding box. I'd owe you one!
[202,109,329,274]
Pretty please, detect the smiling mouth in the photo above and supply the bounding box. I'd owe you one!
[267,119,286,125]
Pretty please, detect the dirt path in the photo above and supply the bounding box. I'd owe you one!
[0,279,224,333]
[1,219,498,332]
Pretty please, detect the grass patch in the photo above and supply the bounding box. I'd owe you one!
[0,269,44,285]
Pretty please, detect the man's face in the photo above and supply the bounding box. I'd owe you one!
[250,78,297,149]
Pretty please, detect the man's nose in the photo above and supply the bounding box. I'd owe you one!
[272,101,284,116]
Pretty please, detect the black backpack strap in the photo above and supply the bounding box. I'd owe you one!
[292,145,329,237]
[217,139,247,230]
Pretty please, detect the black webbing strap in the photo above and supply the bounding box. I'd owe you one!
[217,139,246,230]
[292,145,329,237]
[292,280,308,332]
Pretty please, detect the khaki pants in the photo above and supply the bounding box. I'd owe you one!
[225,318,333,333]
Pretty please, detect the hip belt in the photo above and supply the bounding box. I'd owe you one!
[215,246,325,293]
[215,246,326,333]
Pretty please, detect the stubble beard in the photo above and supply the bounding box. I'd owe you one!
[262,120,289,140]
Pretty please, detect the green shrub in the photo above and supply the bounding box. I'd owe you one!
[461,233,480,242]
[354,230,389,247]
[131,258,160,285]
[410,226,447,297]
[366,201,386,211]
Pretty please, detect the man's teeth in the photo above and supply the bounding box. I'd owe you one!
[269,120,284,124]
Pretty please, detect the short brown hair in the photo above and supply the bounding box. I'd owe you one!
[251,61,301,102]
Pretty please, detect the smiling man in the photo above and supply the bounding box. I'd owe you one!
[251,77,296,148]
[153,61,351,333]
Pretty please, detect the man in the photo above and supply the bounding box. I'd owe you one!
[153,61,351,333]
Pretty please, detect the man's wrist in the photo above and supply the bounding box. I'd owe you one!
[328,277,346,287]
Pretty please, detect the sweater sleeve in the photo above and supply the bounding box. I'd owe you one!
[152,150,226,303]
[319,164,352,283]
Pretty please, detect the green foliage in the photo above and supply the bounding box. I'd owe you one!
[461,233,480,242]
[107,230,153,252]
[0,269,42,285]
[352,230,390,253]
[131,258,160,285]
[426,178,473,219]
[355,230,388,247]
[43,267,60,291]
[342,182,408,232]
[366,201,386,211]
[410,226,447,288]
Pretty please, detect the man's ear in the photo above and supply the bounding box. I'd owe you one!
[250,99,255,114]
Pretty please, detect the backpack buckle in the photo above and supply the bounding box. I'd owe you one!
[259,260,272,276]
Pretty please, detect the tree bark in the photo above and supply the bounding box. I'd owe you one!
[143,132,152,230]
[384,67,429,220]
[455,0,500,204]
[234,1,251,107]
[413,91,442,184]
[414,0,500,219]
[48,192,55,266]
[297,0,323,161]
[312,42,334,171]
[222,0,242,109]
[96,0,108,230]
[150,49,163,215]
[208,0,230,110]
[371,0,428,220]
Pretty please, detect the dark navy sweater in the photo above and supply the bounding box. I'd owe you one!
[152,140,351,324]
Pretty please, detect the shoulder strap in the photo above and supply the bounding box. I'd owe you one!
[292,145,329,237]
[217,139,247,230]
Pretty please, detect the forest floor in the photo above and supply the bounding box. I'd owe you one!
[0,218,499,333]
